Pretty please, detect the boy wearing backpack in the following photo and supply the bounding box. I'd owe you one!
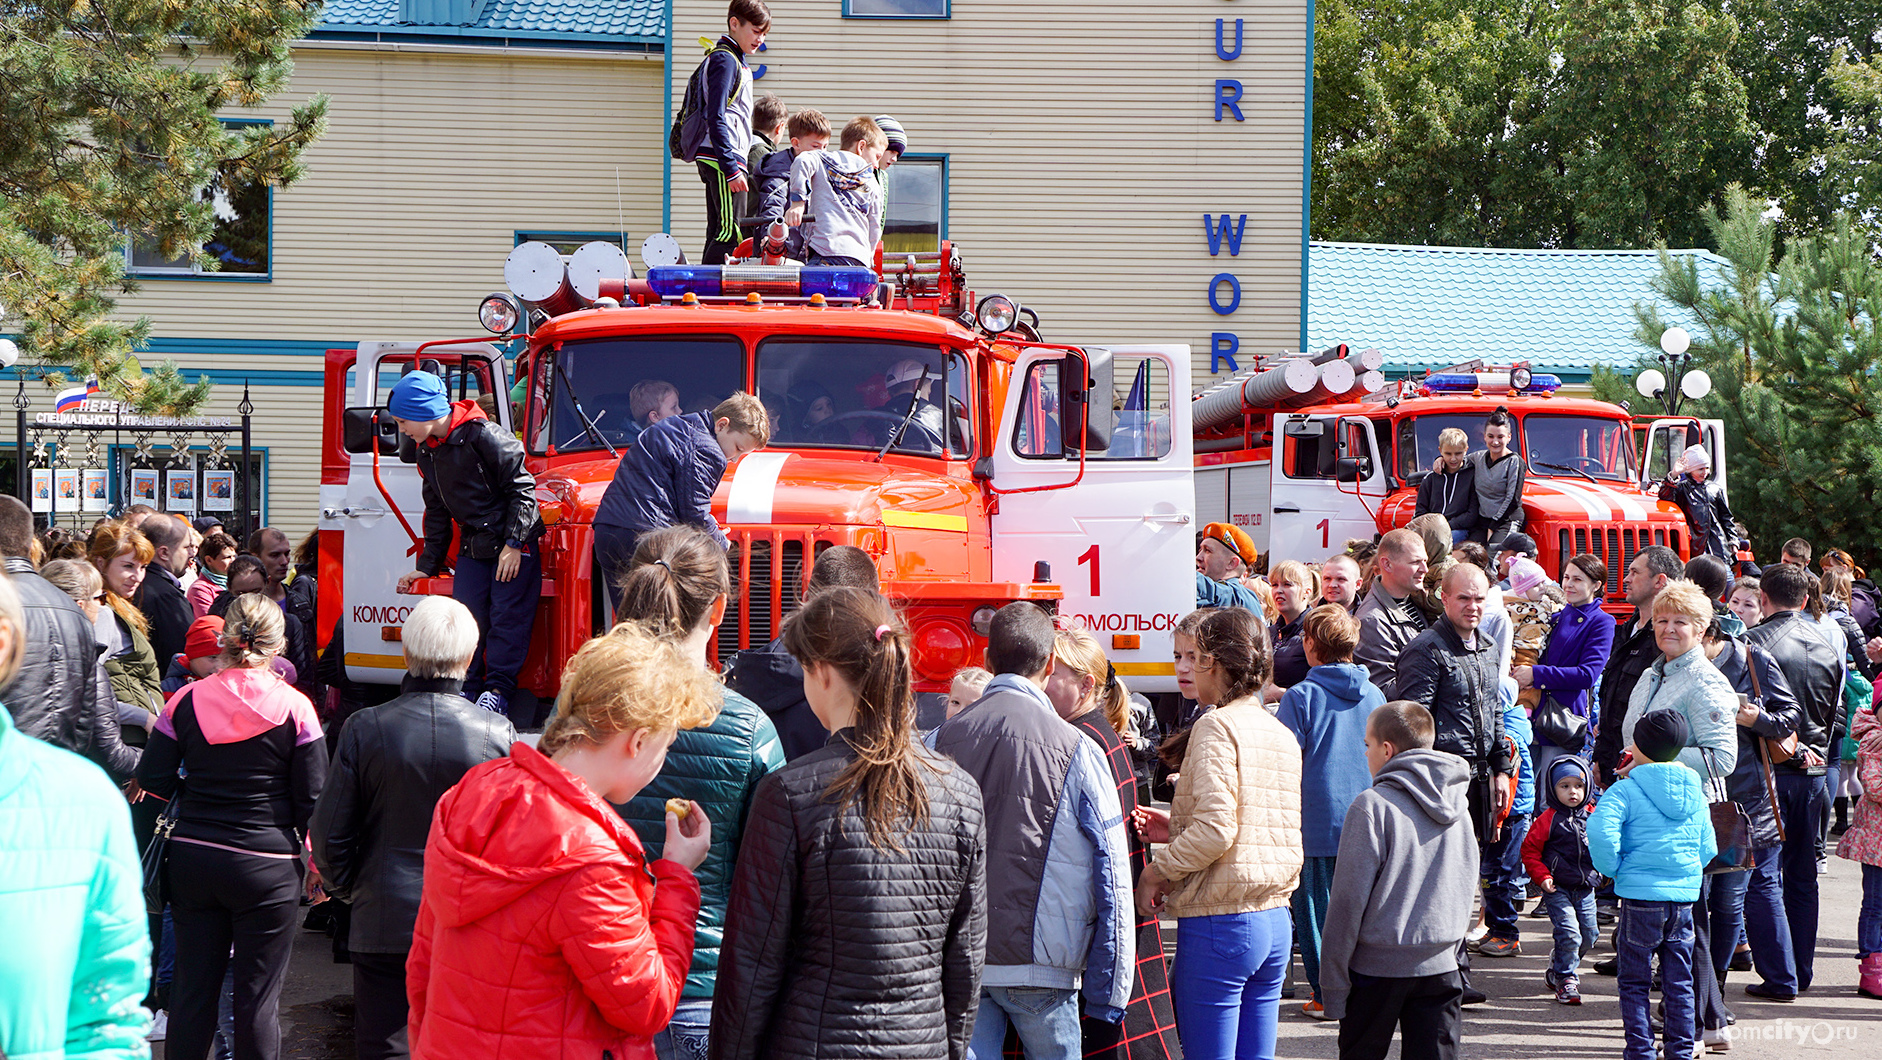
[675,1,770,264]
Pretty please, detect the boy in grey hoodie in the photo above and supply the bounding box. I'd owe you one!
[1320,701,1478,1060]
[785,116,887,267]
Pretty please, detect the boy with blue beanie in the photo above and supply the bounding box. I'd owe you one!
[391,370,542,717]
[1589,707,1718,1060]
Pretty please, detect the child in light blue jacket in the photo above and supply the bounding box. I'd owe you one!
[1589,707,1717,1060]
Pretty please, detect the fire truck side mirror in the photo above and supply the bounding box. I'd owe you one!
[1058,349,1115,455]
[342,407,401,456]
[1336,457,1372,483]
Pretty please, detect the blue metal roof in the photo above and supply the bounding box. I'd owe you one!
[318,0,663,43]
[1307,241,1724,380]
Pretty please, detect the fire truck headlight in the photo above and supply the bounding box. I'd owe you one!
[970,606,997,637]
[976,294,1019,335]
[479,293,522,334]
[912,619,973,683]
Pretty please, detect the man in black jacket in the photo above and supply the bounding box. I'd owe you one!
[1744,562,1842,998]
[390,370,544,718]
[0,497,139,779]
[1396,562,1514,843]
[136,513,196,670]
[1593,545,1684,788]
[724,544,879,760]
[310,597,513,1060]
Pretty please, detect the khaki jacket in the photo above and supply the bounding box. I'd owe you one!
[1155,697,1303,918]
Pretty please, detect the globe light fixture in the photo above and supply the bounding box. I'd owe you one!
[1659,327,1691,357]
[1635,368,1667,400]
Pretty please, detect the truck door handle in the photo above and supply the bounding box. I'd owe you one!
[1144,512,1191,524]
[323,506,386,519]
[1274,504,1301,513]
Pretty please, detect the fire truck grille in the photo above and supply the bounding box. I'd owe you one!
[715,534,814,667]
[1561,524,1685,597]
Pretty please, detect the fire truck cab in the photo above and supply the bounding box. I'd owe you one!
[1193,357,1727,608]
[320,241,1198,712]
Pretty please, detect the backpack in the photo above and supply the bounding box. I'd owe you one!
[1851,582,1881,637]
[669,43,740,163]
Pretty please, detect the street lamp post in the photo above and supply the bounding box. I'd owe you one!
[1634,327,1712,416]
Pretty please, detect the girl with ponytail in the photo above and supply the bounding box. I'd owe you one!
[712,586,989,1059]
[609,525,785,1059]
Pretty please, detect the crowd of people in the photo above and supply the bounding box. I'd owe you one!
[4,420,1882,1060]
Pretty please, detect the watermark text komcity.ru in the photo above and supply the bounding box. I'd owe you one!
[1728,1020,1861,1045]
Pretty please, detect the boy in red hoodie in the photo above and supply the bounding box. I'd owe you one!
[391,370,543,718]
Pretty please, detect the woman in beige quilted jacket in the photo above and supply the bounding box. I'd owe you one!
[1135,607,1303,1060]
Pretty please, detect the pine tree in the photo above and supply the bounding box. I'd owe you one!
[1634,186,1882,565]
[0,1,327,415]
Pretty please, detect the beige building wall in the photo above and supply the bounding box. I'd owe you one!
[104,43,667,537]
[668,0,1308,385]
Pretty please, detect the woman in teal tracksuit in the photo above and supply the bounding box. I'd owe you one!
[0,573,152,1058]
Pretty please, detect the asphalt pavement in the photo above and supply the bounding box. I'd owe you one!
[173,851,1874,1059]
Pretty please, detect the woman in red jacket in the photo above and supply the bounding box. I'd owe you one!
[408,623,722,1058]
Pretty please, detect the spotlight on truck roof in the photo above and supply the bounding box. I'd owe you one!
[976,294,1019,335]
[1509,366,1533,390]
[478,293,522,334]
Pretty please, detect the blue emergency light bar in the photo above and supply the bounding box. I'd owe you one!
[1425,371,1562,393]
[645,264,879,302]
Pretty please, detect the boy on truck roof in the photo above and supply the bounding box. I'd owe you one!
[752,108,831,262]
[690,0,770,264]
[785,116,887,268]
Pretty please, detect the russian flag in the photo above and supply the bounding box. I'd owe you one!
[54,377,100,413]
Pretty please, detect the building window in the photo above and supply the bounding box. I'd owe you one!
[515,232,629,255]
[882,155,946,255]
[126,122,273,280]
[844,0,949,17]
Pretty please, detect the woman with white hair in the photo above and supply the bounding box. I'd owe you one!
[1658,444,1737,562]
[136,593,328,1060]
[0,569,154,1056]
[310,597,515,1060]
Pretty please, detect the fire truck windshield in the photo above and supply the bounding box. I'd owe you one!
[1519,414,1635,481]
[756,338,972,458]
[534,335,745,454]
[1396,412,1635,482]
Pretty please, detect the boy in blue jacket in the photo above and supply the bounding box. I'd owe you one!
[1275,603,1383,1019]
[591,393,768,613]
[1589,708,1718,1060]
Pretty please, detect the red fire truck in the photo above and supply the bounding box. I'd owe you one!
[1191,352,1727,611]
[319,240,1200,712]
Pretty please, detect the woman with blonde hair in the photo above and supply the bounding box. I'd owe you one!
[136,593,327,1060]
[713,588,988,1060]
[410,624,719,1058]
[86,521,164,719]
[1267,559,1321,696]
[1046,626,1180,1060]
[0,570,154,1057]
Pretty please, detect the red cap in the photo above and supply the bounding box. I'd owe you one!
[185,616,225,662]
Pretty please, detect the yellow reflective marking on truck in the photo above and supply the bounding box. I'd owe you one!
[1112,662,1177,676]
[345,652,407,669]
[879,510,970,532]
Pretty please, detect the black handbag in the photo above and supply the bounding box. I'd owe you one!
[139,786,182,914]
[1532,692,1588,750]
